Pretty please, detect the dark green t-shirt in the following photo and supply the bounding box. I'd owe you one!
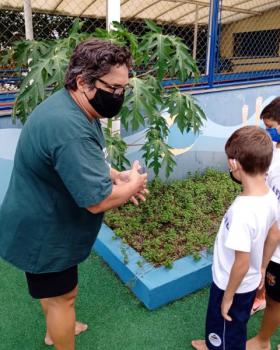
[0,88,112,273]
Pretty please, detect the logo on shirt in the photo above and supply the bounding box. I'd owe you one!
[266,272,276,287]
[272,185,280,201]
[208,333,222,347]
[224,214,230,230]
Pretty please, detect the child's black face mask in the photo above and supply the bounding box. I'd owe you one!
[229,171,242,185]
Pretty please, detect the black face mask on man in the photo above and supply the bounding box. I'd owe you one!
[85,88,124,119]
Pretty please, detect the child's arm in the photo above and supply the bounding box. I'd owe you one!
[258,223,280,291]
[221,250,250,321]
[262,222,280,270]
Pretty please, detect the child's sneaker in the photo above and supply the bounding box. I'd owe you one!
[250,297,266,315]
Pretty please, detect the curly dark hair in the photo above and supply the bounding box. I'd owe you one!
[65,38,132,90]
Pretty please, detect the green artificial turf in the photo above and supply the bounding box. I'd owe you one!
[0,253,279,350]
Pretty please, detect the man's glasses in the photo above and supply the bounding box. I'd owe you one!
[96,78,132,98]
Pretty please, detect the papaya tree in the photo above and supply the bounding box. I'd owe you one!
[1,19,206,177]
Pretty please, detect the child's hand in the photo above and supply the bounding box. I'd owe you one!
[221,295,233,321]
[256,268,266,298]
[258,267,266,291]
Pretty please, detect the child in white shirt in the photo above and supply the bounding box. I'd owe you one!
[247,98,280,350]
[251,97,280,315]
[250,97,280,315]
[192,126,278,350]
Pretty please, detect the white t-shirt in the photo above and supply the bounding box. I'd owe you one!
[212,190,278,293]
[267,146,280,263]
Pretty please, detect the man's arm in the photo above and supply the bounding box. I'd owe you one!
[110,161,147,205]
[110,161,141,183]
[87,162,147,214]
[110,168,120,183]
[221,250,250,321]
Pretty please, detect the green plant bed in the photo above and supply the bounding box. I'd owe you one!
[105,169,240,268]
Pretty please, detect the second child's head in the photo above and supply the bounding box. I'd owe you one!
[225,126,273,183]
[261,97,280,142]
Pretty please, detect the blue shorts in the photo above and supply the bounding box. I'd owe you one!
[205,283,256,350]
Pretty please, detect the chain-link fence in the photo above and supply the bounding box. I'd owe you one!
[0,1,107,93]
[121,1,209,76]
[1,0,280,97]
[217,0,280,84]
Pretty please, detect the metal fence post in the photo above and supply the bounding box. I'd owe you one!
[206,0,219,88]
[23,0,34,40]
[106,0,120,31]
[106,0,121,134]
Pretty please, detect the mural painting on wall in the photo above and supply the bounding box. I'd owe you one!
[123,85,280,175]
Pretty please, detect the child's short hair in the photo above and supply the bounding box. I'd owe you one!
[260,97,280,123]
[225,126,273,175]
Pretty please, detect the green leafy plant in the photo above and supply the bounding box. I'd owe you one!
[1,19,206,177]
[105,169,240,268]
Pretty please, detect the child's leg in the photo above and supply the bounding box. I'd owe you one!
[193,284,233,350]
[222,288,256,350]
[192,283,222,350]
[247,260,280,350]
[258,297,280,340]
[247,297,280,350]
[251,290,266,315]
[191,340,208,350]
[192,283,256,350]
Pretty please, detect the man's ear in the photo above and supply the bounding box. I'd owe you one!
[76,75,86,92]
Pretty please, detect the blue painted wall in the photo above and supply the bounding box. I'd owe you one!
[0,115,22,129]
[123,83,280,179]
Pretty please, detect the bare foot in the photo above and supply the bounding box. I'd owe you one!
[44,321,88,346]
[246,336,270,350]
[191,339,208,350]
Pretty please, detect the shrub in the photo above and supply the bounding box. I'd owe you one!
[105,169,240,267]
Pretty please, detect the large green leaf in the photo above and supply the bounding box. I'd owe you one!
[139,32,172,80]
[93,21,140,62]
[13,40,53,67]
[166,89,206,134]
[13,47,69,122]
[103,128,130,171]
[46,48,70,89]
[144,19,162,33]
[120,76,159,131]
[69,18,85,35]
[168,36,199,82]
[141,113,175,177]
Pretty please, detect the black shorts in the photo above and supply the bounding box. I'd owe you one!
[25,265,78,299]
[265,260,280,302]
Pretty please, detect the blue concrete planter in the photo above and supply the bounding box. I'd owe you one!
[93,224,213,310]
